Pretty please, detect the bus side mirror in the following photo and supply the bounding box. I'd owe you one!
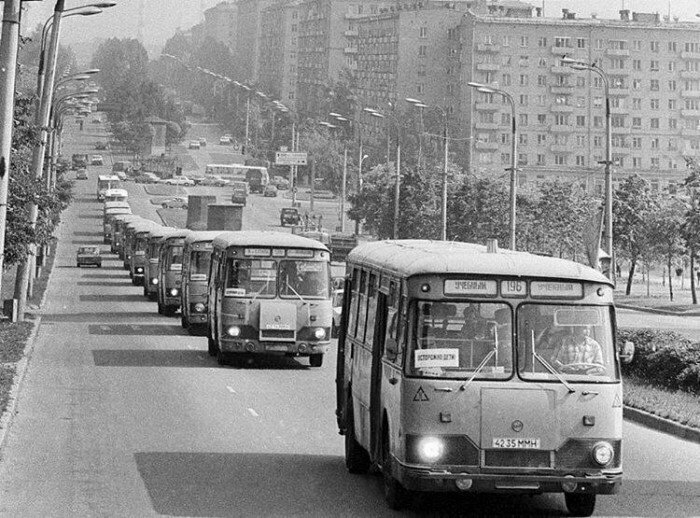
[619,341,635,364]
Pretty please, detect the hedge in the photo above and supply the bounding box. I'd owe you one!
[618,328,700,394]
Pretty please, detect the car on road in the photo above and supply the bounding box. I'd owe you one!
[188,140,200,150]
[273,176,290,190]
[90,154,104,166]
[198,137,207,147]
[76,246,102,267]
[219,135,232,145]
[161,197,188,209]
[194,176,228,186]
[163,176,195,186]
[76,169,88,180]
[263,184,278,197]
[280,207,300,226]
[91,117,101,124]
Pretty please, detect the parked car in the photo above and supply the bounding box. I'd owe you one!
[273,176,289,190]
[263,184,278,197]
[195,176,228,186]
[95,141,108,150]
[134,174,154,184]
[164,176,195,186]
[90,154,104,166]
[198,137,207,147]
[91,117,101,124]
[161,197,188,209]
[188,140,200,150]
[219,136,232,145]
[280,207,300,226]
[76,246,102,267]
[76,169,88,180]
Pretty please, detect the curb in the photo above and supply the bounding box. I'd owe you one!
[0,314,42,452]
[616,303,700,317]
[623,405,700,444]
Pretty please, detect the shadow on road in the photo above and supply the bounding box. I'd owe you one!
[92,348,208,367]
[79,294,145,302]
[72,231,103,237]
[134,452,565,517]
[42,311,159,323]
[88,324,186,336]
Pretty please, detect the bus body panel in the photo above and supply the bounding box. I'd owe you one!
[181,232,221,327]
[157,233,188,311]
[97,174,120,201]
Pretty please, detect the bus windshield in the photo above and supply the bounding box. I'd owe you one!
[226,259,277,297]
[279,259,329,299]
[223,258,330,299]
[189,250,211,280]
[408,301,513,379]
[517,304,618,382]
[164,245,183,271]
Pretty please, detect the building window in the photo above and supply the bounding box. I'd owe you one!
[576,135,585,146]
[668,80,677,91]
[650,41,659,52]
[650,79,659,91]
[650,118,659,129]
[576,115,586,127]
[537,154,545,165]
[668,41,677,52]
[650,60,659,72]
[519,133,528,145]
[593,76,603,88]
[610,58,625,70]
[501,113,511,125]
[501,153,510,165]
[538,37,547,47]
[576,155,585,166]
[650,98,660,109]
[577,38,586,48]
[554,155,566,165]
[537,75,547,86]
[669,118,677,129]
[519,74,529,86]
[632,59,641,70]
[593,116,603,128]
[632,137,642,149]
[418,45,427,57]
[651,138,659,149]
[520,36,528,47]
[537,133,547,144]
[502,35,510,46]
[518,153,528,165]
[519,114,528,126]
[632,117,642,128]
[419,26,427,38]
[650,157,660,168]
[669,99,677,110]
[519,56,529,67]
[632,98,642,110]
[594,136,603,147]
[519,94,528,106]
[502,73,511,86]
[633,79,642,90]
[633,40,642,51]
[668,61,676,72]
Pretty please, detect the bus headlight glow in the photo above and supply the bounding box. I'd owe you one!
[227,326,241,337]
[151,278,158,285]
[194,303,206,313]
[591,441,614,466]
[313,327,326,340]
[169,288,179,297]
[135,267,143,274]
[416,436,444,463]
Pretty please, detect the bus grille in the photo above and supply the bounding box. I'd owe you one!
[260,329,295,341]
[484,450,551,468]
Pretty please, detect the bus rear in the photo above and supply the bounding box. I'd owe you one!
[208,231,332,367]
[337,240,622,516]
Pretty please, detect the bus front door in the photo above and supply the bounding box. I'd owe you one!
[369,292,388,460]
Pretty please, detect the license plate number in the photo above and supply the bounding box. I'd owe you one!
[492,438,541,449]
[266,345,289,352]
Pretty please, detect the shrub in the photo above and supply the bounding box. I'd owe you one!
[618,328,700,394]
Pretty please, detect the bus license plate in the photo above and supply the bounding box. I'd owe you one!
[492,438,541,449]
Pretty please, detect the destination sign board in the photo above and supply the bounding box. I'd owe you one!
[275,152,308,165]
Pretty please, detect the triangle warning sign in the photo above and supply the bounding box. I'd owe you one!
[413,386,429,402]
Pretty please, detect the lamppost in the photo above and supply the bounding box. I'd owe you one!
[561,57,613,281]
[468,81,518,250]
[329,112,353,233]
[405,97,426,171]
[406,98,449,241]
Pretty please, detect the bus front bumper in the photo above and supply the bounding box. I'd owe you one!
[394,462,622,495]
[220,339,330,356]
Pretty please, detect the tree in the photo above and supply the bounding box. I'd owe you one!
[648,196,685,301]
[682,157,700,304]
[613,175,657,295]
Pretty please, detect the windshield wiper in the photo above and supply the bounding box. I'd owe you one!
[460,350,496,391]
[529,329,576,393]
[285,282,306,303]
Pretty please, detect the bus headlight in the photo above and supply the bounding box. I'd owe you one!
[169,288,179,297]
[135,267,143,274]
[313,327,326,340]
[591,441,614,466]
[416,436,444,463]
[151,278,158,285]
[194,303,206,313]
[227,326,241,337]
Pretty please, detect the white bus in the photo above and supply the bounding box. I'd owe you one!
[204,164,269,191]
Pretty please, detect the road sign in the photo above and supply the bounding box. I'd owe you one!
[275,152,307,165]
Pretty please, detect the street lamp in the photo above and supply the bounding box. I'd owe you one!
[329,112,353,233]
[405,98,427,172]
[467,81,518,250]
[561,57,613,281]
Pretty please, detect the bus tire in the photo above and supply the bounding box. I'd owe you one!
[344,405,370,474]
[383,428,409,511]
[143,285,148,298]
[157,301,164,315]
[309,354,323,367]
[163,305,175,317]
[181,314,188,329]
[216,347,228,366]
[207,328,217,356]
[564,493,596,517]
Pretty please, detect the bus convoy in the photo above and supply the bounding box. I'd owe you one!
[97,198,628,516]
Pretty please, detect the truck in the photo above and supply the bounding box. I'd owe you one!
[245,167,269,193]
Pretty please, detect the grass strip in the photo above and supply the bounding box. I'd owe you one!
[0,320,34,363]
[624,374,700,429]
[0,365,16,415]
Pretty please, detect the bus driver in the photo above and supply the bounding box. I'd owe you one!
[551,326,604,371]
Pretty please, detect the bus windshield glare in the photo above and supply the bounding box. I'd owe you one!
[409,301,513,379]
[189,250,212,280]
[517,304,618,382]
[224,258,329,299]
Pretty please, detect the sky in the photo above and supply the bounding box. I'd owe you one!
[21,0,700,55]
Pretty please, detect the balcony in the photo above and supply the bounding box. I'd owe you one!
[549,85,574,95]
[550,103,574,113]
[344,29,358,37]
[549,144,572,153]
[605,48,630,57]
[610,106,629,115]
[550,65,574,75]
[551,45,573,55]
[550,124,573,133]
[475,141,499,151]
[344,47,358,54]
[681,109,700,118]
[681,51,700,60]
[608,87,630,97]
[682,128,700,137]
[474,122,500,131]
[681,90,700,99]
[681,70,700,80]
[475,102,500,111]
[476,43,500,53]
[476,62,500,72]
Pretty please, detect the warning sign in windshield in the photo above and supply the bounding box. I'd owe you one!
[414,348,459,368]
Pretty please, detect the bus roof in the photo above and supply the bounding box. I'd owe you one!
[104,188,128,196]
[98,174,120,181]
[347,240,611,285]
[158,229,191,242]
[104,201,130,209]
[184,231,225,245]
[147,226,177,240]
[212,231,330,252]
[126,219,158,232]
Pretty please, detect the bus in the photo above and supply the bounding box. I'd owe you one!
[130,223,161,286]
[111,214,142,257]
[245,166,269,193]
[97,174,121,201]
[103,202,131,243]
[336,240,624,515]
[123,219,157,273]
[103,188,128,203]
[156,229,190,316]
[180,231,222,333]
[205,164,268,188]
[207,231,332,367]
[143,226,176,300]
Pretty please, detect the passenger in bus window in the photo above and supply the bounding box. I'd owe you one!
[460,305,488,339]
[551,326,604,370]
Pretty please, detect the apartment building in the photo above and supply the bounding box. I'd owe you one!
[462,8,700,192]
[236,0,276,83]
[259,0,301,107]
[295,0,395,116]
[202,2,238,52]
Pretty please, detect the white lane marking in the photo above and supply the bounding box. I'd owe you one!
[248,408,259,418]
[226,386,236,393]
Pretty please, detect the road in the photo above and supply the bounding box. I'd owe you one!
[0,121,699,517]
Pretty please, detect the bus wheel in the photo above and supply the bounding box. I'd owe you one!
[216,347,228,366]
[181,314,188,329]
[309,354,323,367]
[164,306,175,317]
[207,327,217,356]
[157,302,164,315]
[143,285,148,298]
[564,493,596,517]
[383,430,409,511]
[344,406,370,474]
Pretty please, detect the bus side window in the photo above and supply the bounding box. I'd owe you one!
[365,273,378,347]
[347,268,359,338]
[356,270,368,343]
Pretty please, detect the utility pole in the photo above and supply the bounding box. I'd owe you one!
[0,0,22,311]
